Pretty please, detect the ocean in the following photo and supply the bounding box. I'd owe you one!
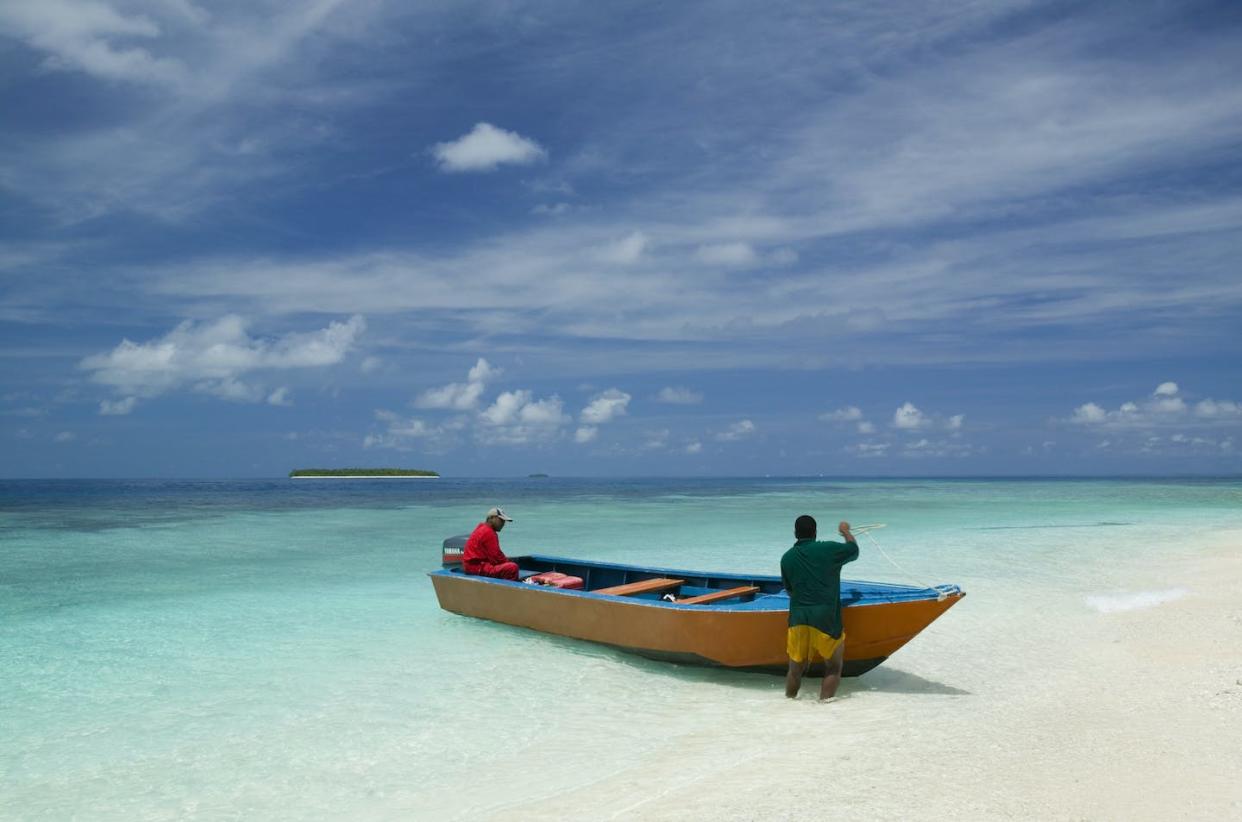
[3,477,1240,819]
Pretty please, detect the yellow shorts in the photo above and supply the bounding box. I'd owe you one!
[786,625,845,664]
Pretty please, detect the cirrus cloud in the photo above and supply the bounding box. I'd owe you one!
[99,396,138,416]
[363,410,450,451]
[694,242,758,266]
[0,0,190,89]
[595,231,648,265]
[656,386,703,405]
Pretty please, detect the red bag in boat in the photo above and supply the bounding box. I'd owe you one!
[526,571,584,589]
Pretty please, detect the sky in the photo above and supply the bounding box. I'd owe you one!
[2,0,1241,478]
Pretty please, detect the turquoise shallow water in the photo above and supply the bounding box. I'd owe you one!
[3,477,1241,818]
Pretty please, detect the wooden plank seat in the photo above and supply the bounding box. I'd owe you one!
[593,578,684,597]
[677,585,760,606]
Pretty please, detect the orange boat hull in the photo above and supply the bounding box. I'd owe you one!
[430,572,964,676]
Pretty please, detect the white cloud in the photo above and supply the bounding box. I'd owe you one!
[596,231,648,265]
[1154,381,1179,396]
[1195,399,1242,419]
[99,396,137,415]
[138,178,1242,370]
[887,403,963,432]
[820,406,863,423]
[431,123,546,173]
[856,407,974,457]
[684,440,702,454]
[642,428,670,450]
[1068,383,1241,428]
[468,358,500,383]
[899,437,977,458]
[364,410,446,450]
[517,397,567,426]
[893,402,929,430]
[81,314,364,407]
[1151,395,1186,414]
[716,419,756,441]
[0,0,190,88]
[54,430,76,443]
[568,388,630,445]
[849,441,891,458]
[477,390,569,445]
[205,378,264,402]
[360,356,382,374]
[1143,431,1235,454]
[377,412,437,437]
[0,0,374,223]
[267,387,292,406]
[416,381,485,411]
[416,357,499,410]
[1072,402,1108,424]
[694,242,758,266]
[480,390,529,426]
[580,388,631,425]
[656,386,703,405]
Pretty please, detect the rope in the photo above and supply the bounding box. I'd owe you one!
[851,524,951,601]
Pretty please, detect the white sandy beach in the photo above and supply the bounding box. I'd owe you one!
[476,529,1242,821]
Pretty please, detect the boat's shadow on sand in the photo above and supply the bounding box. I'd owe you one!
[533,632,971,696]
[844,666,971,696]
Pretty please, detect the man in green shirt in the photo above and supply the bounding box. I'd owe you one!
[780,515,859,700]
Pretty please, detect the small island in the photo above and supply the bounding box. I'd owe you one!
[528,473,550,478]
[289,468,439,478]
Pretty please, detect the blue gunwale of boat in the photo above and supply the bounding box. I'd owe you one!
[429,553,961,611]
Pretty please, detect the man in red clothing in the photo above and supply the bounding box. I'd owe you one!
[463,507,519,579]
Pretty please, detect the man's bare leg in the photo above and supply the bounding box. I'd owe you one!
[785,659,806,698]
[819,640,845,700]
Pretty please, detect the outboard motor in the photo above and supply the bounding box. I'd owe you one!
[441,534,469,568]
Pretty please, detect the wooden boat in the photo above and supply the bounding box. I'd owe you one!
[430,536,965,676]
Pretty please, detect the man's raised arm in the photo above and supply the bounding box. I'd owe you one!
[838,521,860,562]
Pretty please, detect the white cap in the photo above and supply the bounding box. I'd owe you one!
[486,506,514,522]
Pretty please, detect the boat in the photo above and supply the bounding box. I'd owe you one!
[429,535,965,676]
